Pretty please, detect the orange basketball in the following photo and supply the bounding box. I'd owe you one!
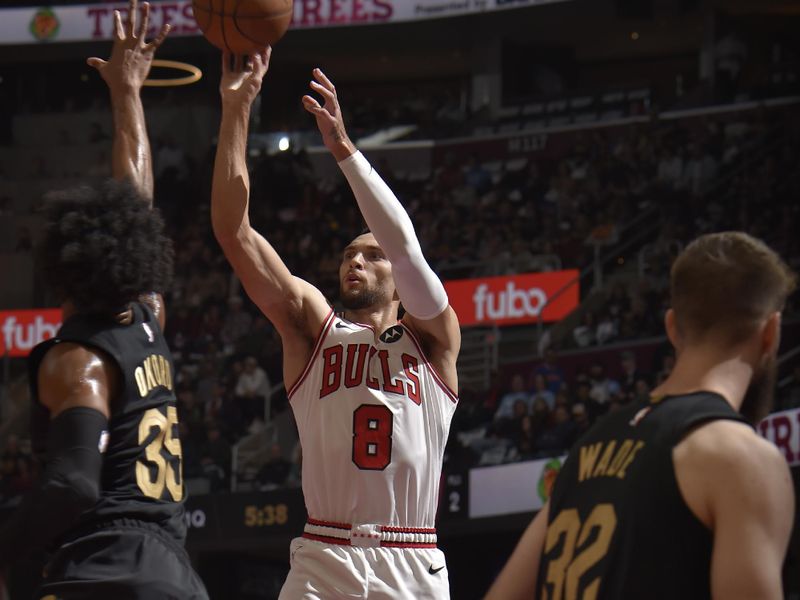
[192,0,293,54]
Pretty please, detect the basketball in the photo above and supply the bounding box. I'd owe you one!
[192,0,293,54]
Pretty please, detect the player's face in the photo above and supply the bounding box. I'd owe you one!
[339,233,395,310]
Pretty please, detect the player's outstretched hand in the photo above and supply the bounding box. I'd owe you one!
[86,0,171,94]
[220,48,272,110]
[303,69,354,157]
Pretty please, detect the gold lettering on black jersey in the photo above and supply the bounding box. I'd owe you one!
[593,440,617,477]
[579,443,603,482]
[134,354,174,398]
[615,440,645,479]
[578,439,646,482]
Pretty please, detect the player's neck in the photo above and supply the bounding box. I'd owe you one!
[651,345,754,412]
[343,303,399,333]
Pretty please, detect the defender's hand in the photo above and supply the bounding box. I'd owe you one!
[86,0,171,95]
[220,48,271,111]
[302,68,355,159]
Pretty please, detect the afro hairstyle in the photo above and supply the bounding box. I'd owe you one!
[38,179,174,314]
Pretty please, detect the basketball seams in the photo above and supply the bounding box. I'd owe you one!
[191,2,214,34]
[192,0,292,53]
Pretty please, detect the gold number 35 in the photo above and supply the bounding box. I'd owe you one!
[136,406,183,501]
[542,503,617,600]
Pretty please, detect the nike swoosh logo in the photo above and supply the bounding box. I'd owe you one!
[428,565,445,575]
[335,323,350,329]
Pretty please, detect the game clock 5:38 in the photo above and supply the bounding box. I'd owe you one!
[244,504,289,527]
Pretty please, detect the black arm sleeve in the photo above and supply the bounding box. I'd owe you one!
[0,407,107,566]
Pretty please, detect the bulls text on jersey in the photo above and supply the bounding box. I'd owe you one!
[319,343,422,405]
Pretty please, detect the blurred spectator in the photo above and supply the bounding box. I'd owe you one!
[618,350,645,401]
[573,312,597,348]
[258,443,292,491]
[199,422,232,492]
[0,435,33,501]
[493,374,533,420]
[571,402,592,438]
[220,296,253,354]
[236,356,271,424]
[534,350,565,394]
[531,374,556,410]
[588,364,622,413]
[534,405,577,456]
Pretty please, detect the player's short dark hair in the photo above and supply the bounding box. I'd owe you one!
[38,179,174,314]
[670,232,796,343]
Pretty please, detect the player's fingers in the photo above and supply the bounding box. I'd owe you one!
[113,10,125,41]
[301,95,323,112]
[251,52,262,73]
[262,46,272,69]
[313,68,336,94]
[221,51,230,74]
[86,57,107,70]
[127,0,137,37]
[138,1,150,42]
[144,23,171,52]
[310,80,335,105]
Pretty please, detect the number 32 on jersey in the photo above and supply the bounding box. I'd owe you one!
[541,504,617,600]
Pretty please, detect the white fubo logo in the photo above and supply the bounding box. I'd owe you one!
[472,283,547,321]
[2,315,59,352]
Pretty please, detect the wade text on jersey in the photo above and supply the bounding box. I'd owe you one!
[578,439,646,482]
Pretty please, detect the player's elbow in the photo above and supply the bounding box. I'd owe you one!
[47,472,101,518]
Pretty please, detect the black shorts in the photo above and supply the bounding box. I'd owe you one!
[35,519,208,600]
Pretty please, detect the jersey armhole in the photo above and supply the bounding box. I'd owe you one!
[400,322,458,404]
[286,309,336,400]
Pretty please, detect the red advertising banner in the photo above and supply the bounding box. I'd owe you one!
[0,309,63,357]
[444,270,579,327]
[759,408,800,468]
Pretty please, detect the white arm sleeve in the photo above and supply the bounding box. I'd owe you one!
[338,151,448,320]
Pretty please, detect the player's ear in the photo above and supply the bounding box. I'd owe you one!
[665,309,678,347]
[760,311,781,357]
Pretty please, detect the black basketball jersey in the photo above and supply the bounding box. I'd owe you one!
[28,302,186,543]
[536,392,747,600]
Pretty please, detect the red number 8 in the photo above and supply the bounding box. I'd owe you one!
[352,404,393,470]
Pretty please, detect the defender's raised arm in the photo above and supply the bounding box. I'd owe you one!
[87,0,169,202]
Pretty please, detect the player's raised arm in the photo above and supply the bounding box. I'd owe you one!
[87,0,170,203]
[211,50,329,356]
[302,68,460,387]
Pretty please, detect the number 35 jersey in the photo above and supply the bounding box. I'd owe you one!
[28,302,186,544]
[288,311,458,530]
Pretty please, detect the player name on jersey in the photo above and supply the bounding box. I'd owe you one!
[134,353,174,398]
[578,439,646,482]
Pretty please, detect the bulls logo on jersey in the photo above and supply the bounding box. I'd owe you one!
[380,325,404,344]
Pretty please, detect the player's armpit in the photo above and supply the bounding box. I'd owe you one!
[484,502,549,600]
[678,420,793,600]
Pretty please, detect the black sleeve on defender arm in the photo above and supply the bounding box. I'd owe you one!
[0,407,106,566]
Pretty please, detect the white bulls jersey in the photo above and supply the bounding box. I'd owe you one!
[288,310,458,529]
